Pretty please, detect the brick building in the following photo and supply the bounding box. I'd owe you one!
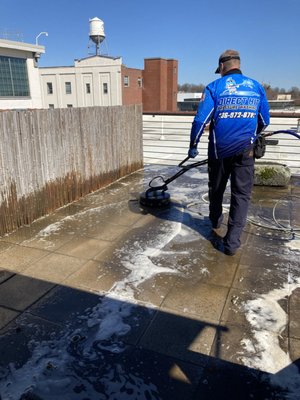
[142,58,178,112]
[0,37,178,112]
[121,66,143,106]
[40,57,178,112]
[122,58,178,112]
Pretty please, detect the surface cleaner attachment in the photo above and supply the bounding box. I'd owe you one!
[139,157,208,208]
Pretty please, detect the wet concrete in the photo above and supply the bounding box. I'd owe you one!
[0,164,299,399]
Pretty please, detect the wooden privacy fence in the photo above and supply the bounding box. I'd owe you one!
[0,105,143,236]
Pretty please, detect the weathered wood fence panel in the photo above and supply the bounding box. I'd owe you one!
[0,105,143,236]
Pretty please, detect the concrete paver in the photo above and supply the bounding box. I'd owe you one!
[290,338,300,363]
[0,270,14,284]
[56,236,110,259]
[0,165,299,399]
[64,259,128,293]
[139,310,219,363]
[22,252,87,284]
[161,281,229,322]
[0,274,54,311]
[0,307,19,330]
[290,288,300,339]
[0,245,49,273]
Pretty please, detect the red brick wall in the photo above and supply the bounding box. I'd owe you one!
[121,66,143,106]
[167,59,178,111]
[142,58,178,113]
[142,59,161,111]
[121,58,178,112]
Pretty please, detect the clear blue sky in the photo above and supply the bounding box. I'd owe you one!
[1,0,299,90]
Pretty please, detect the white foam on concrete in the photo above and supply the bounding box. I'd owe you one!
[241,276,300,398]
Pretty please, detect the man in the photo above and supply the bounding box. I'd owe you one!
[188,49,270,255]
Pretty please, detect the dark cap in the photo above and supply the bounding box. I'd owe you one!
[215,55,240,74]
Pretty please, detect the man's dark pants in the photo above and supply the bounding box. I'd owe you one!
[208,148,254,253]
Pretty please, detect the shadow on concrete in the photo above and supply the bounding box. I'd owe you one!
[128,172,299,255]
[128,197,225,254]
[0,274,296,399]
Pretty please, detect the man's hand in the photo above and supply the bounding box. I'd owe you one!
[188,148,199,158]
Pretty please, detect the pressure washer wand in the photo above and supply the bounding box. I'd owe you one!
[148,157,208,192]
[162,157,208,186]
[139,157,208,207]
[178,156,190,167]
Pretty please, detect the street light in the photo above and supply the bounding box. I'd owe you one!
[35,31,48,45]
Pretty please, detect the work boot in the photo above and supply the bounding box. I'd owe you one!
[224,247,237,256]
[223,230,240,256]
[211,214,223,229]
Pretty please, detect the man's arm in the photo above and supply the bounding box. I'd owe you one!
[189,87,215,151]
[257,87,270,134]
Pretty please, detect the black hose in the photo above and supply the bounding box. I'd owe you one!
[264,129,300,140]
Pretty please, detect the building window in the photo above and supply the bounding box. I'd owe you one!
[49,104,54,109]
[67,104,73,108]
[124,76,129,87]
[137,77,143,88]
[0,55,30,97]
[65,82,72,94]
[47,82,53,94]
[103,82,108,94]
[86,83,91,94]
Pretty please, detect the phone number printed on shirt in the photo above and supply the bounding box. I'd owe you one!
[219,111,255,119]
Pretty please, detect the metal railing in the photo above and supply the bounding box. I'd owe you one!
[143,113,300,175]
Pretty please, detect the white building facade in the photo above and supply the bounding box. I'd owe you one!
[39,55,123,109]
[0,39,45,110]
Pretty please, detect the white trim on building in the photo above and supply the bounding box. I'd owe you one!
[177,92,202,102]
[39,55,123,109]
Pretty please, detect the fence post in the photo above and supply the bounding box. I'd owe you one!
[160,115,165,140]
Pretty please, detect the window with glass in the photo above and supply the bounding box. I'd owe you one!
[47,82,53,94]
[0,56,30,97]
[86,83,91,94]
[124,76,129,87]
[49,104,54,109]
[103,82,108,94]
[137,77,143,88]
[65,82,72,94]
[67,104,73,108]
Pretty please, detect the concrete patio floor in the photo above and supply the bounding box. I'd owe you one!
[0,163,300,399]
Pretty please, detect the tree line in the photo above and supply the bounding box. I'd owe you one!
[262,85,300,100]
[178,83,300,100]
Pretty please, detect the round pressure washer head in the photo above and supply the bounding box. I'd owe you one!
[139,190,171,208]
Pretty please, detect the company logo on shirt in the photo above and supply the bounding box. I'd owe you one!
[221,78,257,96]
[225,78,238,94]
[217,96,260,112]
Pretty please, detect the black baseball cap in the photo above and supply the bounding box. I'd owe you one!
[215,55,240,74]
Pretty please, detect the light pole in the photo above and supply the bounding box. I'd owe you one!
[35,32,48,45]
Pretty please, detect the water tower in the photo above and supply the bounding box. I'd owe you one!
[89,17,105,55]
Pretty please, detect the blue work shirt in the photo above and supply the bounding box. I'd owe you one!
[190,69,270,159]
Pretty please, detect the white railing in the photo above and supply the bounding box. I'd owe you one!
[143,114,300,175]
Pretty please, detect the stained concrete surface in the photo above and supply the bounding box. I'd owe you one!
[0,164,299,399]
